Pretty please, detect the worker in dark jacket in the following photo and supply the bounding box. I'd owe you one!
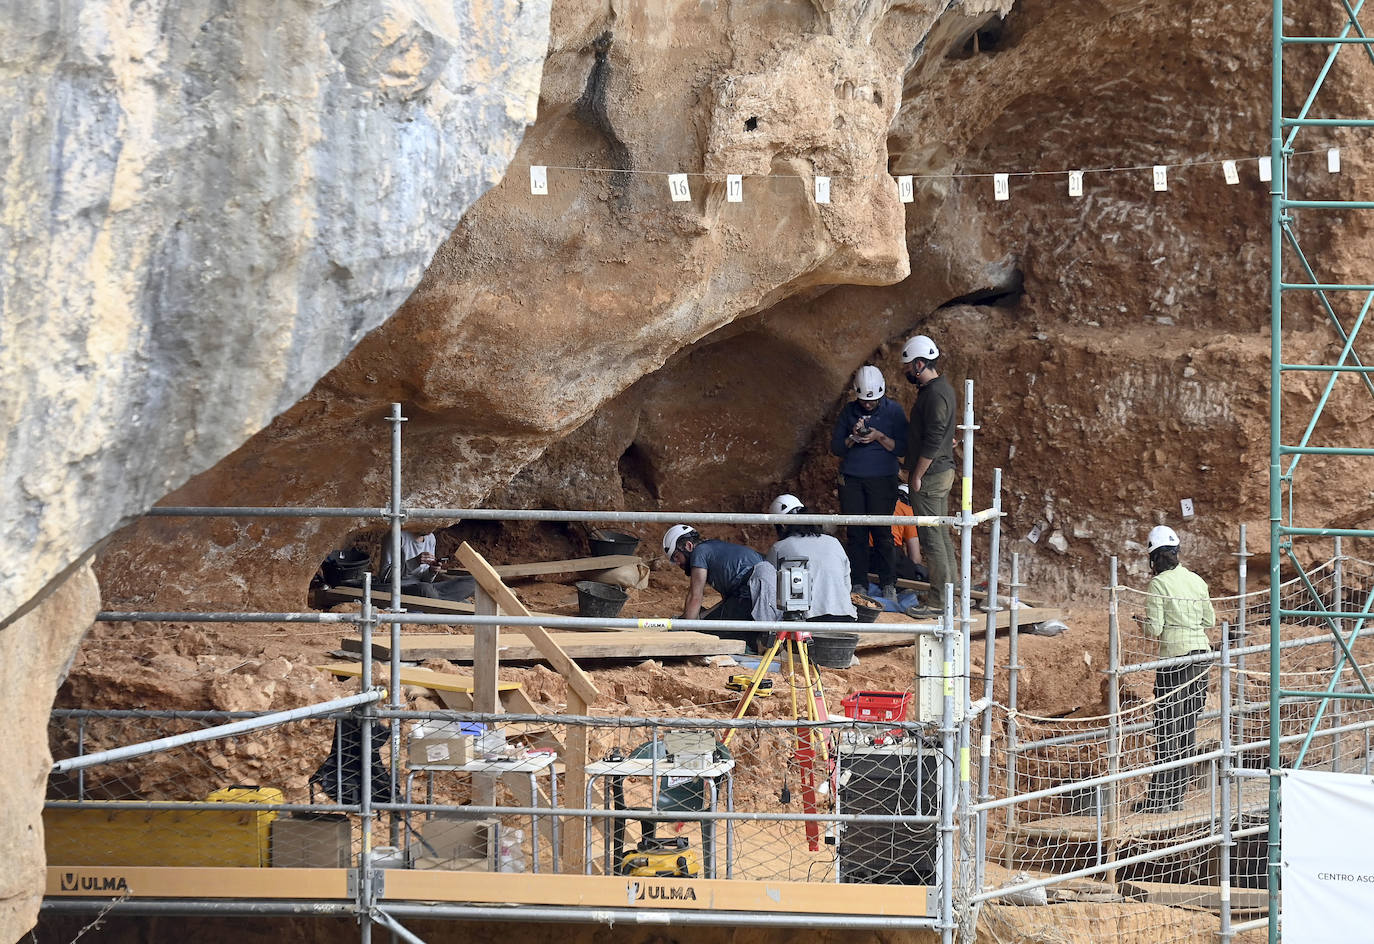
[831,365,907,601]
[901,335,957,618]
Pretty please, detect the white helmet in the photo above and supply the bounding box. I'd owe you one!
[1147,525,1181,553]
[770,493,804,516]
[853,365,885,401]
[901,334,940,364]
[662,524,698,556]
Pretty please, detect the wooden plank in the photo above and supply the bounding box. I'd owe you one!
[1121,880,1269,914]
[380,870,930,916]
[471,587,501,808]
[46,866,349,899]
[472,588,501,715]
[1009,790,1268,842]
[457,542,601,707]
[460,555,642,580]
[316,663,519,694]
[563,689,588,873]
[342,631,746,662]
[317,586,556,619]
[868,573,1051,609]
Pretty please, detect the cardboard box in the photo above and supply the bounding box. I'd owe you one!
[418,816,499,868]
[271,814,353,868]
[413,855,492,872]
[408,734,473,767]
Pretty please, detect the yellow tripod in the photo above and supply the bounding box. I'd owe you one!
[724,629,830,850]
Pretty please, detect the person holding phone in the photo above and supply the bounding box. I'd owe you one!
[830,365,907,601]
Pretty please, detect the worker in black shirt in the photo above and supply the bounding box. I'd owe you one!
[901,335,957,617]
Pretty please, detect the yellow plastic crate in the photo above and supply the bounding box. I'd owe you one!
[46,788,282,868]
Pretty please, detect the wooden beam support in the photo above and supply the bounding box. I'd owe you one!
[455,543,600,706]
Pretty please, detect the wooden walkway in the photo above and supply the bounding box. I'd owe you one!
[342,630,746,663]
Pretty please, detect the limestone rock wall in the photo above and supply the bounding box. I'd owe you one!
[0,565,99,941]
[0,2,551,939]
[0,0,551,628]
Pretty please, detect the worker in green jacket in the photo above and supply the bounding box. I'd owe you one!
[1136,525,1216,813]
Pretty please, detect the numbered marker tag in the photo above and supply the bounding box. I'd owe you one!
[1068,170,1083,197]
[1329,147,1342,173]
[668,173,691,202]
[814,175,831,204]
[1223,160,1239,185]
[1259,156,1273,182]
[993,173,1009,201]
[1153,165,1168,192]
[726,174,743,203]
[897,175,914,203]
[530,165,548,195]
[1180,498,1195,518]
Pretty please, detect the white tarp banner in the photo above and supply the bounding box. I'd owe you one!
[1282,769,1374,943]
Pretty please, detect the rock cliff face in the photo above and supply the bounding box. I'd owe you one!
[0,0,550,627]
[0,1,550,938]
[96,0,1374,615]
[11,0,1374,938]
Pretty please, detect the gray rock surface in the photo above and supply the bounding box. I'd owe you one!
[0,2,549,938]
[0,0,551,628]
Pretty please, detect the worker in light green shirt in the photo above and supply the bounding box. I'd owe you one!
[1136,525,1216,814]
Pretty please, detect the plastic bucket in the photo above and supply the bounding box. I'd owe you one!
[323,548,371,584]
[576,580,628,618]
[809,632,860,669]
[589,529,640,557]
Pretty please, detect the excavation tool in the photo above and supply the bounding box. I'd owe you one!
[725,674,773,695]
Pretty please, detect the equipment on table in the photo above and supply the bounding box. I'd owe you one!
[618,835,701,878]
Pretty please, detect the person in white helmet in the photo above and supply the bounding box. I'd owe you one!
[830,365,907,602]
[900,334,957,617]
[661,524,763,624]
[764,494,857,622]
[1136,525,1215,813]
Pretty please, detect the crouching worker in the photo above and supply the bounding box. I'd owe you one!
[766,494,857,623]
[381,529,476,602]
[663,525,762,624]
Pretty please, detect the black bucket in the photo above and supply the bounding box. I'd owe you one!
[322,548,371,585]
[576,580,628,619]
[809,633,860,669]
[589,529,640,557]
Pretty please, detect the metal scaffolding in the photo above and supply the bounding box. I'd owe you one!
[1270,3,1374,942]
[42,394,1004,944]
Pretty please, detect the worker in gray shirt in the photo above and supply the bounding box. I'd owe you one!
[764,494,857,622]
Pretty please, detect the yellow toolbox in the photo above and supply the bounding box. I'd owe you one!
[45,787,282,868]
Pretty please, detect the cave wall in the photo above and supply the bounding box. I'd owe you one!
[96,0,1013,612]
[91,0,1374,617]
[503,0,1374,598]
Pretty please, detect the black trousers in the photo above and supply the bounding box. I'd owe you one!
[1145,653,1209,809]
[840,473,899,589]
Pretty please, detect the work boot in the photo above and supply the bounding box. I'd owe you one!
[851,583,866,595]
[881,583,898,602]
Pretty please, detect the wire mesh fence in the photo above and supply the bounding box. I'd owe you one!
[46,708,955,889]
[43,551,1374,942]
[974,551,1374,944]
